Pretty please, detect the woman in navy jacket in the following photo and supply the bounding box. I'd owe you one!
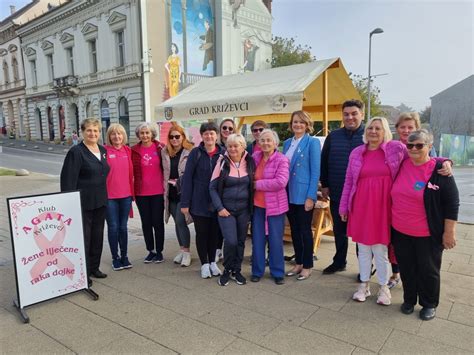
[60,118,110,287]
[181,122,224,279]
[283,111,321,280]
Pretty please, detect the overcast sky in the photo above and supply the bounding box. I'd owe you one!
[272,0,473,111]
[3,0,473,111]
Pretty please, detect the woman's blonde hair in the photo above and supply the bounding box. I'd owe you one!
[396,112,421,130]
[363,117,393,144]
[289,110,314,134]
[106,123,128,146]
[80,117,101,132]
[166,122,194,157]
[226,133,247,148]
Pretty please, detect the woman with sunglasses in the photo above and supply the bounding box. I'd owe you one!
[162,123,194,267]
[386,112,443,288]
[215,118,236,262]
[246,120,268,155]
[391,130,459,321]
[339,118,452,306]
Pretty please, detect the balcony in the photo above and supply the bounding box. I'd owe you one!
[0,79,26,93]
[53,75,80,96]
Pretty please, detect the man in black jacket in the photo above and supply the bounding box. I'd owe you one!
[320,99,365,274]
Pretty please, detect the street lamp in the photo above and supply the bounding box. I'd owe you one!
[367,27,384,120]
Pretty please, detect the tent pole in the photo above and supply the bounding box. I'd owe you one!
[323,70,329,136]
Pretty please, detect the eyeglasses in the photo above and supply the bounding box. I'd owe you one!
[221,126,234,131]
[252,128,264,133]
[406,143,428,150]
[169,135,181,140]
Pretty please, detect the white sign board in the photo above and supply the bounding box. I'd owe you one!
[8,191,87,308]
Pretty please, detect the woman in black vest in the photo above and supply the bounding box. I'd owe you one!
[210,134,254,286]
[60,118,110,287]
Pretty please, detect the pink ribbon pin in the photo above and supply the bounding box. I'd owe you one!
[427,182,439,190]
[30,212,74,280]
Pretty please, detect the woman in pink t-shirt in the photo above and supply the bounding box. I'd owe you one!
[105,124,134,271]
[131,122,166,264]
[391,129,459,321]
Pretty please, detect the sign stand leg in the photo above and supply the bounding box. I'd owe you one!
[84,288,99,300]
[13,299,29,323]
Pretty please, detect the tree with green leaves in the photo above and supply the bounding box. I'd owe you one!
[350,74,384,119]
[419,106,431,123]
[271,36,315,68]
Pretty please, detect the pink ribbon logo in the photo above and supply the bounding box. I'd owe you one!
[30,212,74,280]
[427,182,439,190]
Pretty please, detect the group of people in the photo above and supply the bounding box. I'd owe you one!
[60,99,459,322]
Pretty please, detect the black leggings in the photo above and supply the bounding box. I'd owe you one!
[192,214,218,265]
[135,195,165,253]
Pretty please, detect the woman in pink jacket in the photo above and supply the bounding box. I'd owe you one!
[251,129,290,285]
[339,117,451,306]
[339,117,405,306]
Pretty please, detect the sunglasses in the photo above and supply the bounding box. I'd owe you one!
[252,128,264,133]
[169,135,181,140]
[406,143,428,150]
[221,126,234,131]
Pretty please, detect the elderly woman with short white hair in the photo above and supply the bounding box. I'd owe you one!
[131,122,166,264]
[391,129,459,321]
[210,134,255,286]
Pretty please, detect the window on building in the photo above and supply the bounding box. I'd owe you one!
[3,61,9,84]
[47,54,54,82]
[89,39,97,73]
[116,30,125,67]
[11,57,19,81]
[30,60,37,86]
[66,47,75,76]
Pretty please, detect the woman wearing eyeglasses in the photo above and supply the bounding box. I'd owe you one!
[391,130,459,321]
[162,123,194,267]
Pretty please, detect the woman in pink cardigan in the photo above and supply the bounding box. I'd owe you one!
[251,129,290,285]
[339,117,405,306]
[339,117,451,306]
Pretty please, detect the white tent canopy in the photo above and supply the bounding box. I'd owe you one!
[155,58,360,129]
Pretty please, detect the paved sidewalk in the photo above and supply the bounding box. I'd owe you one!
[0,174,473,354]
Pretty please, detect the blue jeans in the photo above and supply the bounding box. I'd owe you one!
[106,197,132,260]
[169,200,191,248]
[251,206,285,278]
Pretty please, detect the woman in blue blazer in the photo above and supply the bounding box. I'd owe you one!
[283,111,321,280]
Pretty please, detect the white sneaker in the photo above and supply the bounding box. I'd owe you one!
[215,249,222,263]
[377,285,392,306]
[209,262,222,276]
[353,282,371,302]
[181,252,191,267]
[201,263,211,279]
[173,251,183,264]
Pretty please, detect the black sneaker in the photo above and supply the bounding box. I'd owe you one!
[144,252,156,263]
[112,259,124,271]
[250,275,260,282]
[274,277,285,285]
[322,263,346,275]
[121,256,133,269]
[153,252,164,263]
[218,270,231,286]
[231,271,247,285]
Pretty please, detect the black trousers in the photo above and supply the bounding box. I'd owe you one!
[192,214,218,265]
[287,203,314,268]
[330,199,348,267]
[218,210,250,273]
[392,227,443,308]
[135,195,165,253]
[82,206,106,276]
